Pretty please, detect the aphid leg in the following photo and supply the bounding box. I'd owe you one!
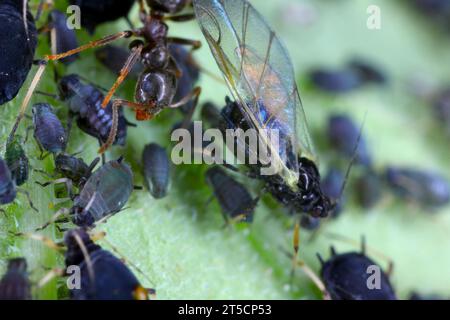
[0,209,6,216]
[138,0,147,22]
[38,268,65,288]
[12,231,64,251]
[101,42,144,109]
[97,139,106,164]
[290,218,300,281]
[36,178,74,199]
[16,188,38,212]
[93,232,156,292]
[167,37,202,51]
[87,157,101,174]
[34,208,70,231]
[24,126,34,143]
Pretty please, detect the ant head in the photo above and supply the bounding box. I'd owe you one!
[64,228,100,266]
[146,0,189,14]
[141,44,170,69]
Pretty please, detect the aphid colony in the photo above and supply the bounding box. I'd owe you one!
[0,0,449,300]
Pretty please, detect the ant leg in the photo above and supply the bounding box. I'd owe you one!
[101,43,144,109]
[164,14,196,22]
[170,87,202,129]
[138,0,147,23]
[10,30,136,141]
[98,98,155,154]
[167,37,202,51]
[12,231,64,251]
[16,188,38,212]
[34,208,70,231]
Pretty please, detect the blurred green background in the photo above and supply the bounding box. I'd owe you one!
[0,0,449,299]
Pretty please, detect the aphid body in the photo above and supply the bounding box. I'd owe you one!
[142,143,170,199]
[0,157,17,206]
[72,158,133,226]
[32,103,67,154]
[0,258,31,300]
[5,135,29,186]
[64,229,149,300]
[0,0,37,105]
[58,74,128,146]
[206,166,257,223]
[385,167,450,208]
[319,247,397,300]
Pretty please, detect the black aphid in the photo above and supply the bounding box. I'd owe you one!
[63,228,152,300]
[318,247,397,300]
[68,0,136,34]
[95,45,144,78]
[32,103,67,155]
[5,135,29,186]
[0,157,37,212]
[142,143,170,199]
[385,166,450,208]
[47,9,79,65]
[206,166,258,224]
[0,258,31,300]
[309,68,361,93]
[328,114,371,167]
[58,74,129,146]
[347,58,388,85]
[0,0,37,105]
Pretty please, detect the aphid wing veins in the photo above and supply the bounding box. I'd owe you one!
[194,0,316,188]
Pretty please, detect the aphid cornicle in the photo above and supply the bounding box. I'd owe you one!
[0,0,37,105]
[0,258,31,300]
[385,167,450,209]
[142,143,170,199]
[5,135,29,186]
[318,247,397,300]
[68,0,136,34]
[32,103,67,155]
[206,166,258,223]
[64,229,151,300]
[194,0,332,218]
[58,74,129,146]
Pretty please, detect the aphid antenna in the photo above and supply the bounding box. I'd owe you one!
[279,246,330,300]
[92,232,157,289]
[72,231,96,287]
[336,110,369,204]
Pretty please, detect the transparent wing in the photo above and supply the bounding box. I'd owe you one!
[193,0,315,188]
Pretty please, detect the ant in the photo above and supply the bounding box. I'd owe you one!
[11,0,202,154]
